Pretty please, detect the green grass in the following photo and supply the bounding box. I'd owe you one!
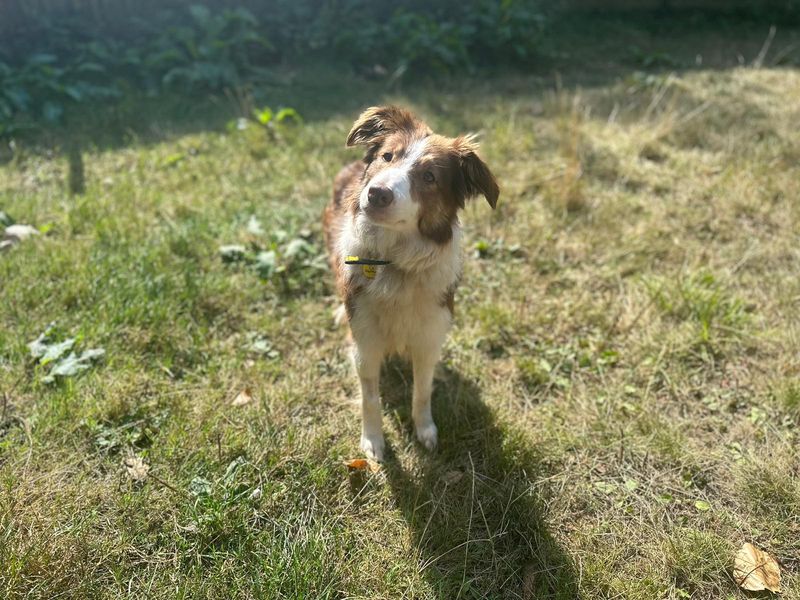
[2,16,800,599]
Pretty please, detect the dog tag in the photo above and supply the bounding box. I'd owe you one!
[362,264,377,279]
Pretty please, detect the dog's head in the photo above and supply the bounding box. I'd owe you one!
[346,105,499,244]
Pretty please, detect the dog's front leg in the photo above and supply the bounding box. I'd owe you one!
[411,340,442,451]
[351,335,385,461]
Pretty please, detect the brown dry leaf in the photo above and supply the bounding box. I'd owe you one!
[124,456,150,482]
[442,470,464,485]
[344,458,380,473]
[231,389,253,407]
[734,542,781,593]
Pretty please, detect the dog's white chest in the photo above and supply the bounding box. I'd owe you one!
[350,267,453,356]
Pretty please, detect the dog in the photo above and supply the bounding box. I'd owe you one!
[323,105,499,461]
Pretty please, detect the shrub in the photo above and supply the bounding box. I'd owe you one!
[0,1,547,135]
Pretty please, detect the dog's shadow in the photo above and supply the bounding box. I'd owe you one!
[377,358,578,599]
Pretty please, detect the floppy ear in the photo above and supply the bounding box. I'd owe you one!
[454,136,499,209]
[346,105,426,147]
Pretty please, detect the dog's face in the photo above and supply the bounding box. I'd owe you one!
[346,106,499,244]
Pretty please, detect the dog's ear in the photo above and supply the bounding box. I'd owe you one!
[453,135,499,209]
[346,105,425,148]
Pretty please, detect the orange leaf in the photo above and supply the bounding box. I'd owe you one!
[734,542,781,593]
[344,458,380,472]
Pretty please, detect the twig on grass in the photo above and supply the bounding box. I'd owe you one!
[149,471,191,499]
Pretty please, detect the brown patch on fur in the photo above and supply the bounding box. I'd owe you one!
[346,105,430,156]
[412,135,464,244]
[441,282,456,315]
[407,134,500,245]
[452,136,500,210]
[324,161,367,320]
[332,161,363,209]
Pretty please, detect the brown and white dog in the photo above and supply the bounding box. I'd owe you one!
[323,106,499,461]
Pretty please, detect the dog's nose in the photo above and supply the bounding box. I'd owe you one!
[367,186,394,208]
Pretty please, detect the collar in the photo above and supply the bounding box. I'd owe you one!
[345,256,391,266]
[346,255,390,279]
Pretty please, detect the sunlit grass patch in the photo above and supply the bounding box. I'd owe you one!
[644,270,751,353]
[2,20,800,597]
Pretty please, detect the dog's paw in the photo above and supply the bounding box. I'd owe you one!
[415,421,438,451]
[360,433,385,462]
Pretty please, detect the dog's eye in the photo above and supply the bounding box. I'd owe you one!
[423,171,435,183]
[382,152,393,162]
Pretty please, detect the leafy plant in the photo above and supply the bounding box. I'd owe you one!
[0,53,116,132]
[318,0,544,74]
[0,1,547,135]
[145,5,270,90]
[218,216,326,297]
[252,106,302,128]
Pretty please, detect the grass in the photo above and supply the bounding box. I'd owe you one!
[2,14,800,599]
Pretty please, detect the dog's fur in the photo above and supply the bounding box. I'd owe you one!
[323,106,499,460]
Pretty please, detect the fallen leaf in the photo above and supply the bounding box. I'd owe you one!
[248,334,280,359]
[42,348,105,383]
[39,338,76,365]
[232,389,253,406]
[734,542,781,593]
[189,476,212,497]
[344,458,380,472]
[694,500,711,512]
[28,324,58,358]
[442,470,464,485]
[29,325,105,383]
[124,456,150,482]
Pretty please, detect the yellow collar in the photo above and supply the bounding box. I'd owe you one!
[345,256,391,279]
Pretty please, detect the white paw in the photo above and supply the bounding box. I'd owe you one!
[415,421,438,451]
[360,433,385,461]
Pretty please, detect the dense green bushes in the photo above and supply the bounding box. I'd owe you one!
[0,1,546,135]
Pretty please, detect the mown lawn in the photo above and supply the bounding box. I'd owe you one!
[1,17,799,600]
